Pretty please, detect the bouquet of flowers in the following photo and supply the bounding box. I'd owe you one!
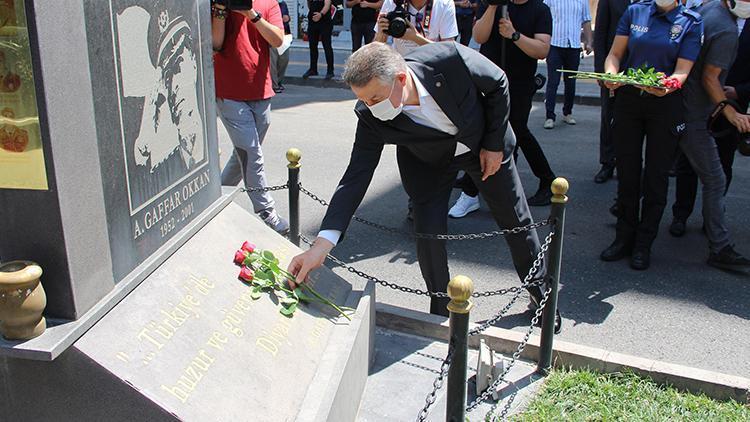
[233,241,353,320]
[559,65,682,90]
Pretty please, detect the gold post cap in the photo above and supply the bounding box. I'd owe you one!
[287,148,302,169]
[551,177,569,204]
[447,275,474,314]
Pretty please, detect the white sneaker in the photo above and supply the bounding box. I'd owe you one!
[562,114,576,125]
[448,193,480,218]
[544,119,555,129]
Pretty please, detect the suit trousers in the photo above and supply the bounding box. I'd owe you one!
[457,83,554,198]
[307,21,334,74]
[599,87,616,166]
[613,87,681,248]
[401,149,546,316]
[350,21,375,52]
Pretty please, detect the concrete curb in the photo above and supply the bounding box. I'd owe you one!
[284,77,602,106]
[376,303,750,404]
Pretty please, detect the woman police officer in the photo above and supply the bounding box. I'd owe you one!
[600,0,702,270]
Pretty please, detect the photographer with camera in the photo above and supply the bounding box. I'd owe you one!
[212,0,291,234]
[457,0,557,210]
[374,0,459,56]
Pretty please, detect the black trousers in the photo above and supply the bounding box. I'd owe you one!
[350,21,375,52]
[672,134,737,222]
[456,14,474,46]
[398,149,546,316]
[308,21,334,74]
[599,87,616,166]
[613,87,683,248]
[511,83,555,184]
[458,82,554,198]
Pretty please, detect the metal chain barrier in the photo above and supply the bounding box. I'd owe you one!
[469,229,554,336]
[240,184,289,193]
[298,184,551,241]
[416,341,455,422]
[466,286,553,417]
[300,235,549,299]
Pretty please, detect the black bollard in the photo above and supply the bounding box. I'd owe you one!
[537,177,569,374]
[287,148,301,246]
[446,275,473,422]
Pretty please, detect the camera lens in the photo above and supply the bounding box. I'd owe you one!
[389,18,407,38]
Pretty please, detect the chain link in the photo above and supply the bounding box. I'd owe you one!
[298,184,551,240]
[466,286,552,415]
[301,235,550,299]
[416,341,455,422]
[469,229,554,336]
[240,184,289,193]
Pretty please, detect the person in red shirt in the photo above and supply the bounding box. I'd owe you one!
[212,1,290,234]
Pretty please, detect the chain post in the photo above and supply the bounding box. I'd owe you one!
[538,177,568,374]
[446,275,473,422]
[287,148,301,246]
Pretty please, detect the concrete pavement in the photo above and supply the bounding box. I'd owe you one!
[218,84,750,379]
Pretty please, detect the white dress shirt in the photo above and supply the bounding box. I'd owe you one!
[318,68,467,246]
[543,0,591,49]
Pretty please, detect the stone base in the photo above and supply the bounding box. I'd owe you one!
[0,202,374,421]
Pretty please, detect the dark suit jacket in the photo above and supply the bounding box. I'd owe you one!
[726,22,750,110]
[320,42,514,239]
[593,0,631,73]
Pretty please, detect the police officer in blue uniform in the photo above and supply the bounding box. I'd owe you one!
[600,0,702,270]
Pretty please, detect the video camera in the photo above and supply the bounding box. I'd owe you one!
[213,0,253,10]
[385,0,410,38]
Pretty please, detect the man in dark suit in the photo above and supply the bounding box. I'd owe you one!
[725,18,750,119]
[288,42,560,330]
[592,0,632,184]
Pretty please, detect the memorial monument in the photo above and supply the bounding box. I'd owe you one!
[0,1,374,420]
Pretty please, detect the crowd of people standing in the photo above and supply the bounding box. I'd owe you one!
[210,0,750,275]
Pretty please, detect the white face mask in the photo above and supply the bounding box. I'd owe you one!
[367,80,403,121]
[730,0,750,19]
[655,0,676,7]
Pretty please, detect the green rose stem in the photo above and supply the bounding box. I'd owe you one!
[248,252,353,320]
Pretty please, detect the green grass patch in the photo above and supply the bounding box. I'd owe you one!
[512,368,750,422]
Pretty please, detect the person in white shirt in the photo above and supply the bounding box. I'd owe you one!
[374,0,460,56]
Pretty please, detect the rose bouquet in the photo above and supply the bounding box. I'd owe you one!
[559,65,682,90]
[233,242,353,320]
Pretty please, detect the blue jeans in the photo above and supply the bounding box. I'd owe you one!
[545,46,581,120]
[217,98,275,214]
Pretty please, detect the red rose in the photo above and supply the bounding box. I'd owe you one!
[239,266,254,282]
[241,241,256,254]
[234,250,249,266]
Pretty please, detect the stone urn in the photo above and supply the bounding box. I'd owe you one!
[0,261,47,340]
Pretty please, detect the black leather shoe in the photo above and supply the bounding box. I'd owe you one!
[302,69,318,79]
[600,239,633,262]
[707,245,750,271]
[325,72,335,80]
[669,219,686,237]
[527,180,553,207]
[594,164,615,184]
[630,248,651,270]
[609,201,620,218]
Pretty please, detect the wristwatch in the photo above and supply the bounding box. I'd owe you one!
[251,11,263,23]
[511,31,521,42]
